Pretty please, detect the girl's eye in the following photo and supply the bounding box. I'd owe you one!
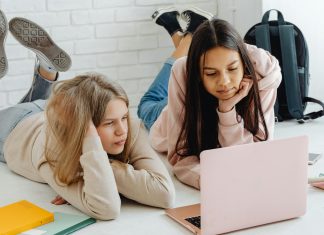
[205,72,216,76]
[122,115,128,120]
[229,67,238,71]
[105,122,113,126]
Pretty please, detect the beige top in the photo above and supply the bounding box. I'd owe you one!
[4,113,175,220]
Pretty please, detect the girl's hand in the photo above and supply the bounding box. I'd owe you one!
[51,195,68,205]
[218,77,253,113]
[86,119,98,137]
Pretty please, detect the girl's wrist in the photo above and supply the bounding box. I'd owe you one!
[218,106,234,113]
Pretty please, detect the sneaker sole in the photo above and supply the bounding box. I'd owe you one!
[9,17,71,72]
[151,6,179,22]
[0,10,8,79]
[181,6,214,21]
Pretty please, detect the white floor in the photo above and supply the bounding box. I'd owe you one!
[1,116,324,235]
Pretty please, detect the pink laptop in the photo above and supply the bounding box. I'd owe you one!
[166,136,308,235]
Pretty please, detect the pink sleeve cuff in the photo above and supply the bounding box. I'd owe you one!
[217,107,241,126]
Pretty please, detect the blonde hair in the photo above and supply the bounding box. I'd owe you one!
[44,73,131,185]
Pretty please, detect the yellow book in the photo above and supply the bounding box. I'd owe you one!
[0,200,54,235]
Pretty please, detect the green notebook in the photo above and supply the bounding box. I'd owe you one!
[20,212,96,235]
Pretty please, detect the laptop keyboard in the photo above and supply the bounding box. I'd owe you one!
[185,216,201,229]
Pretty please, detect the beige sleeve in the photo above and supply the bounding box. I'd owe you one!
[38,136,121,220]
[111,121,175,209]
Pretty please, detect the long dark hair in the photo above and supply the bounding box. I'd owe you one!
[175,18,269,158]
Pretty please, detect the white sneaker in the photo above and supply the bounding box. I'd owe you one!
[0,10,8,79]
[9,17,71,72]
[181,7,214,34]
[152,6,183,36]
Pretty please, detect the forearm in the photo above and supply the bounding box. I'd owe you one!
[40,136,121,220]
[111,161,175,208]
[79,152,121,218]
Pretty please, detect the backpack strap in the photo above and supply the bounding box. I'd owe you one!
[261,9,285,25]
[255,10,278,120]
[278,24,304,119]
[255,23,281,120]
[298,97,324,123]
[255,24,271,52]
[255,9,285,55]
[274,95,281,122]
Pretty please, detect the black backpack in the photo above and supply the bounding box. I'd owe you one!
[244,9,324,123]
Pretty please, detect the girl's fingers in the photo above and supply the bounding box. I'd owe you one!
[51,195,60,203]
[218,79,254,112]
[51,195,67,205]
[239,79,253,96]
[55,198,67,205]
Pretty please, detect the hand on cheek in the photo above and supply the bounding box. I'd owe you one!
[218,77,253,113]
[238,77,253,96]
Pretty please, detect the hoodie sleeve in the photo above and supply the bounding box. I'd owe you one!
[218,44,282,147]
[38,135,121,220]
[111,119,175,208]
[150,57,201,189]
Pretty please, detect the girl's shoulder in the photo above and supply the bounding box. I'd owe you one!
[128,117,145,146]
[129,117,141,134]
[245,43,281,90]
[245,43,270,63]
[170,56,189,92]
[172,56,187,74]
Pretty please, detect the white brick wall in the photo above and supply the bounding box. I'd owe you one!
[0,0,218,115]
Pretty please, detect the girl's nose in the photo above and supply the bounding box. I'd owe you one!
[217,73,231,89]
[115,122,127,136]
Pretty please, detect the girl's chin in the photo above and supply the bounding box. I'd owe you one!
[106,146,125,155]
[215,92,236,100]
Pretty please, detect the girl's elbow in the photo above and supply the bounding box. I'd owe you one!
[92,199,121,220]
[162,197,175,209]
[159,185,176,209]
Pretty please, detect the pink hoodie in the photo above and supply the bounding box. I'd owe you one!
[149,44,282,189]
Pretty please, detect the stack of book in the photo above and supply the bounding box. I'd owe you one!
[0,200,96,235]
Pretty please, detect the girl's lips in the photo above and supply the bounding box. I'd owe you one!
[115,139,126,145]
[217,88,234,94]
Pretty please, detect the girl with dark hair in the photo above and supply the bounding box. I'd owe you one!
[138,7,281,189]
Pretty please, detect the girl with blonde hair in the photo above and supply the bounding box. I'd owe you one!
[0,15,175,220]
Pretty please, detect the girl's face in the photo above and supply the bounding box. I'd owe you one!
[200,46,244,100]
[96,98,128,155]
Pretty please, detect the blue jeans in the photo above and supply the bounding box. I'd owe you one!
[137,58,175,130]
[0,68,56,162]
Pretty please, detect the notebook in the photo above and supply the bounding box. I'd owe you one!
[21,212,96,235]
[0,200,54,235]
[166,136,308,235]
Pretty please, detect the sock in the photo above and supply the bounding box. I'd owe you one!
[36,55,57,73]
[35,57,58,81]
